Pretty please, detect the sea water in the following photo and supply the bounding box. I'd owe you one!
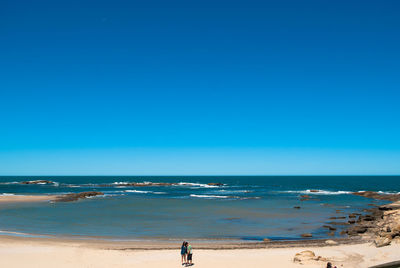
[0,176,398,241]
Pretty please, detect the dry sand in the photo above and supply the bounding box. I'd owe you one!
[0,236,399,268]
[0,194,56,203]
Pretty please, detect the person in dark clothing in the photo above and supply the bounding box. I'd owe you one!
[181,241,187,265]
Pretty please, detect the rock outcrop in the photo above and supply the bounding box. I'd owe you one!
[325,240,338,245]
[301,233,313,238]
[323,225,337,231]
[293,250,327,264]
[55,191,104,202]
[207,183,224,186]
[343,193,400,247]
[300,195,311,201]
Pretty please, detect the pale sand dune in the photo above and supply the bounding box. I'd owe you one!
[0,236,399,268]
[0,195,56,203]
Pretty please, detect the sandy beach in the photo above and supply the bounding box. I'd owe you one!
[0,235,399,268]
[0,194,56,203]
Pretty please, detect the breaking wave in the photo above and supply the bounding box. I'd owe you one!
[280,190,352,195]
[177,182,222,188]
[190,194,234,199]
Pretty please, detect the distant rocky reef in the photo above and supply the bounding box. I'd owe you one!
[99,182,224,187]
[54,192,104,202]
[20,180,55,185]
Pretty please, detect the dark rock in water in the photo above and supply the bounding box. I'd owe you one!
[20,180,54,185]
[301,233,313,238]
[327,231,335,236]
[348,215,356,219]
[335,210,343,213]
[327,221,349,226]
[300,195,311,201]
[293,206,301,209]
[358,215,375,222]
[322,225,337,231]
[207,183,224,186]
[346,226,368,235]
[329,216,346,220]
[55,191,104,202]
[348,220,356,224]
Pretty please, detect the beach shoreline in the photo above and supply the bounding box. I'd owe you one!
[0,233,364,250]
[0,190,400,267]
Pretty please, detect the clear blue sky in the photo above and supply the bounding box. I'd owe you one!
[1,0,399,175]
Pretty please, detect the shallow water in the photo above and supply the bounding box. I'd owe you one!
[0,176,398,241]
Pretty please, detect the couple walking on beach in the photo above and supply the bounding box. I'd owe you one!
[180,241,193,266]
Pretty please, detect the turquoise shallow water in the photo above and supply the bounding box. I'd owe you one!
[0,176,398,241]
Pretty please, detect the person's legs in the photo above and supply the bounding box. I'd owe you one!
[188,254,192,264]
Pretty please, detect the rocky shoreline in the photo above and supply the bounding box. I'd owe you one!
[341,191,400,247]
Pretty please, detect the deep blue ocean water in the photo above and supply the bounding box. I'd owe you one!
[0,176,398,241]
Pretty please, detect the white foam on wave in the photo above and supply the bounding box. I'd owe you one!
[190,194,231,199]
[177,182,222,188]
[102,194,125,197]
[374,191,400,195]
[112,181,130,185]
[125,190,150,194]
[281,190,352,195]
[280,189,400,195]
[65,185,81,188]
[0,193,15,196]
[217,190,252,193]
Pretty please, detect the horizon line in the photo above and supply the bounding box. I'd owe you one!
[0,174,399,177]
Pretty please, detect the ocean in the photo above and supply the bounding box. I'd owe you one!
[0,176,398,241]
